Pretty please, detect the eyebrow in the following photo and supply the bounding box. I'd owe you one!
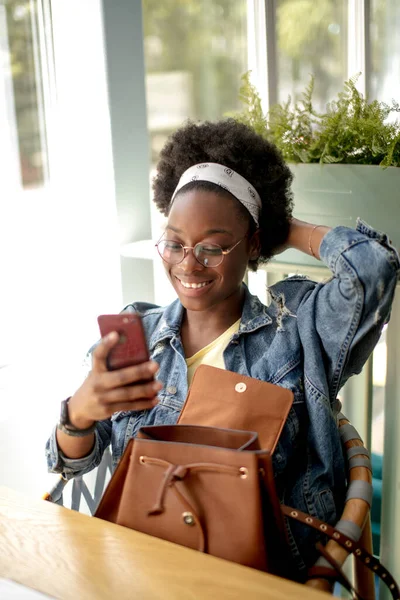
[166,225,233,236]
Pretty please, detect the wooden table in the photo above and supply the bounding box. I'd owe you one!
[0,487,329,599]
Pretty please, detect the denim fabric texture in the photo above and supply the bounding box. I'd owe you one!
[46,220,400,575]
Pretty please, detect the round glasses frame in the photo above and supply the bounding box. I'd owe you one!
[155,236,245,268]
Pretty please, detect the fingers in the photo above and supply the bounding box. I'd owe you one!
[94,379,162,419]
[105,398,159,414]
[67,373,162,425]
[99,379,163,405]
[92,332,120,372]
[83,342,163,421]
[100,360,159,390]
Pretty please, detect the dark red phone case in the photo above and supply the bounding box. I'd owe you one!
[97,314,149,371]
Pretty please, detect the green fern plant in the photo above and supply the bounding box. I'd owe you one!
[233,72,400,167]
[232,72,269,138]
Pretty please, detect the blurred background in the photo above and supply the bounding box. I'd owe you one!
[0,2,399,559]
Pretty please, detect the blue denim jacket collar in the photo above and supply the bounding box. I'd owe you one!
[148,283,273,351]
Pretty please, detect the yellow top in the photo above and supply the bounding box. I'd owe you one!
[186,318,241,385]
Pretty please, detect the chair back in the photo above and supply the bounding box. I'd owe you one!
[44,446,112,514]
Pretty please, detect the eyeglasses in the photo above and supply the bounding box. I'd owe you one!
[155,236,245,268]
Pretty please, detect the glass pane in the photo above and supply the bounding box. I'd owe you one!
[143,0,248,164]
[1,0,47,189]
[369,0,400,104]
[371,327,387,455]
[275,0,348,112]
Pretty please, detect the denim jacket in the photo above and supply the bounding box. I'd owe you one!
[46,220,399,574]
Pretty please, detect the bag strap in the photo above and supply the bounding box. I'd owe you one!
[309,543,363,600]
[281,504,400,600]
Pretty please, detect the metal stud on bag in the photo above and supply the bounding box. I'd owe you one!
[235,382,247,393]
[182,512,195,526]
[239,467,248,479]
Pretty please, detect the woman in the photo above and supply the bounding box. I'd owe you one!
[46,119,399,580]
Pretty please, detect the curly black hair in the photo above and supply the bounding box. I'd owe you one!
[152,119,293,271]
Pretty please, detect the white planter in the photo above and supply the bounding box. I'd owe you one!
[274,164,400,268]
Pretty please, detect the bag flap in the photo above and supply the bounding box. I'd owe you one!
[178,365,294,453]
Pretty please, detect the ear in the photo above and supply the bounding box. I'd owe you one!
[249,229,261,261]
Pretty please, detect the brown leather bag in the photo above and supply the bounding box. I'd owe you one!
[95,424,399,598]
[95,425,292,575]
[95,367,400,600]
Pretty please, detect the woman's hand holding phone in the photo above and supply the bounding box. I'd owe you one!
[67,328,162,429]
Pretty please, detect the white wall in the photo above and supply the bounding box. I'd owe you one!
[0,0,122,497]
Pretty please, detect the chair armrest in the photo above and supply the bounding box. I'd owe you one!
[305,415,375,598]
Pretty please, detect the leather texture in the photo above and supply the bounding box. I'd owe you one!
[281,506,399,599]
[95,423,399,599]
[95,425,291,575]
[177,365,294,454]
[94,366,399,599]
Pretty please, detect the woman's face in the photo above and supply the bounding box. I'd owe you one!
[162,189,258,313]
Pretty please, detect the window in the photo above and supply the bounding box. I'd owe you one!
[1,0,49,190]
[0,0,121,497]
[369,0,400,104]
[275,0,348,111]
[143,0,248,165]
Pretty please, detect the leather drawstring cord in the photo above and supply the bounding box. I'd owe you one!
[147,463,189,516]
[142,456,242,515]
[140,456,244,553]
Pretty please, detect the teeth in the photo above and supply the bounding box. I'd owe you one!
[179,280,210,289]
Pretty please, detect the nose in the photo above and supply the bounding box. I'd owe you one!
[179,247,204,272]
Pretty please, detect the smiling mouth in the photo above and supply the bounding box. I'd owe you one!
[175,277,212,289]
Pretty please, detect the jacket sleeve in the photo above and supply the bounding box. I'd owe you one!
[45,419,112,480]
[297,219,400,403]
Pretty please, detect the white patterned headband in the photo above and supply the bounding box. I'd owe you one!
[170,163,262,227]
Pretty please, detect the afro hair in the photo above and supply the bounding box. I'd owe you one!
[152,119,293,270]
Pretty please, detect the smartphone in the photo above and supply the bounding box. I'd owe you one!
[97,313,150,371]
